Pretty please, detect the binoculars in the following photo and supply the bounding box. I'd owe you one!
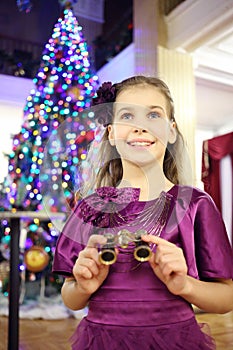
[99,229,152,265]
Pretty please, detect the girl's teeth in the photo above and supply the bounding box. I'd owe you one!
[130,142,151,146]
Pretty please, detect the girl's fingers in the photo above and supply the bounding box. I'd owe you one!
[142,235,188,278]
[87,234,107,248]
[141,234,175,247]
[78,256,100,275]
[74,257,100,280]
[78,234,107,265]
[79,247,100,265]
[74,235,108,279]
[75,264,93,279]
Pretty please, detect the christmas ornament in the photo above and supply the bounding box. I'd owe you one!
[24,246,50,273]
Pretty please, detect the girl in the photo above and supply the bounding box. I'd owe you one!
[53,76,233,349]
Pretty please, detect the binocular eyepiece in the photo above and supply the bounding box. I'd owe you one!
[99,230,151,265]
[99,235,117,265]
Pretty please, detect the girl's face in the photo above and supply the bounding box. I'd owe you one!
[108,85,176,168]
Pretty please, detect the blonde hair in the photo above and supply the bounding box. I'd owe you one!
[78,76,190,198]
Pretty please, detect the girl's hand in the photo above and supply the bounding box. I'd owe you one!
[72,235,110,295]
[142,235,188,295]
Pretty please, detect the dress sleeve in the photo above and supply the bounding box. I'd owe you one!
[52,201,94,277]
[194,192,233,280]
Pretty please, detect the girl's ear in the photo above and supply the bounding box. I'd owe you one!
[108,124,115,146]
[168,121,177,144]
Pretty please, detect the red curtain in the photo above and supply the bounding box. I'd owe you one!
[202,131,233,245]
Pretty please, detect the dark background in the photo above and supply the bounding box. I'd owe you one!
[0,0,133,74]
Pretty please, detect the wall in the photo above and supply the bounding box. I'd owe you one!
[0,74,34,182]
[97,43,135,83]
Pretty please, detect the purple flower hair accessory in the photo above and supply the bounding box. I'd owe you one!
[92,82,116,105]
[92,82,116,126]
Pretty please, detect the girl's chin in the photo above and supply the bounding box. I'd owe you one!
[123,155,160,167]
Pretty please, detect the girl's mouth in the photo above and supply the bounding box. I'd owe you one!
[127,140,155,147]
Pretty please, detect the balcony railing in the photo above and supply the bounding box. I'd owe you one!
[0,35,43,79]
[93,7,133,70]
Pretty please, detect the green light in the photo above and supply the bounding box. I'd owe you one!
[29,224,38,232]
[22,147,29,153]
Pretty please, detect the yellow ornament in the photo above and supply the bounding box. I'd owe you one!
[24,246,49,273]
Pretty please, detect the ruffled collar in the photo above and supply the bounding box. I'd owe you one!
[95,186,141,204]
[79,186,174,229]
[79,187,141,227]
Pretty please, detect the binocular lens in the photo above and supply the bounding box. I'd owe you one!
[134,245,152,262]
[99,249,116,265]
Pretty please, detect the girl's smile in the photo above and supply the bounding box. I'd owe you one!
[126,138,156,148]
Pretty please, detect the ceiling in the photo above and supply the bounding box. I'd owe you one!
[165,0,233,131]
[194,34,233,131]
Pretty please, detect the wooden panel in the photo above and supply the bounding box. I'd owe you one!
[158,45,196,184]
[1,312,233,349]
[133,0,159,75]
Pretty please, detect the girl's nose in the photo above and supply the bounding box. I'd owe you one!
[133,127,147,133]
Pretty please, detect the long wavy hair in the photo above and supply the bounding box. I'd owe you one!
[78,75,190,198]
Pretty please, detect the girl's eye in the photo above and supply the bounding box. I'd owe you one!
[121,113,134,120]
[148,112,160,119]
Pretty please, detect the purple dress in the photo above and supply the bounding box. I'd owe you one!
[53,185,233,350]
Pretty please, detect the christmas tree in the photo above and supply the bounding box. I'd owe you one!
[7,4,98,212]
[0,1,98,300]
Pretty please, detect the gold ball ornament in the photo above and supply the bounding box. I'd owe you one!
[24,246,50,273]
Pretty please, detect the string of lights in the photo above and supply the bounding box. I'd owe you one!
[5,7,98,212]
[0,3,98,296]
